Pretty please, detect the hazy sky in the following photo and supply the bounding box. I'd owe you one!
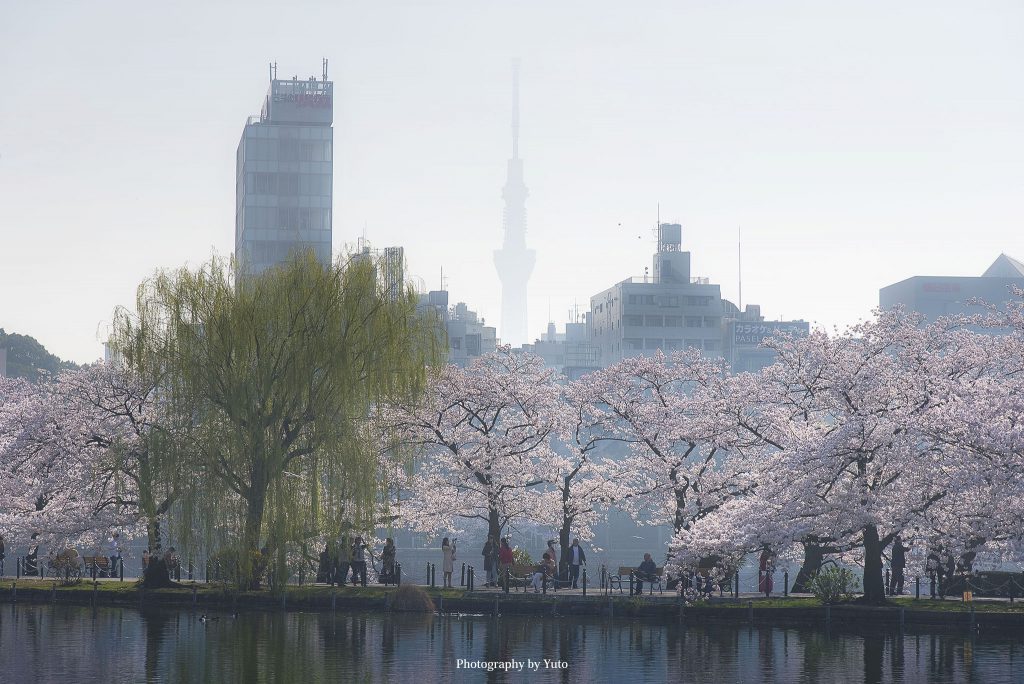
[2,1,1022,363]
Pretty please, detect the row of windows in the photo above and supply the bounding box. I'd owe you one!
[247,172,331,197]
[622,338,720,352]
[245,139,333,162]
[625,294,716,307]
[246,241,331,267]
[622,315,720,328]
[244,206,332,232]
[246,124,332,140]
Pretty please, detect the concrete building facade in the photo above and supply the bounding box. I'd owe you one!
[880,254,1024,320]
[235,65,333,275]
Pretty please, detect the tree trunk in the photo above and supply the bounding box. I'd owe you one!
[558,518,572,582]
[792,542,826,594]
[861,524,886,605]
[141,557,179,589]
[487,506,501,553]
[242,488,267,590]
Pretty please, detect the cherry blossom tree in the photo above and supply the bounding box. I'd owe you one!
[388,350,561,545]
[586,349,757,549]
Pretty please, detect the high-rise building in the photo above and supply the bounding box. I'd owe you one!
[493,61,535,346]
[235,62,333,276]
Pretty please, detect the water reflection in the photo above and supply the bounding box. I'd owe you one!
[0,604,1019,683]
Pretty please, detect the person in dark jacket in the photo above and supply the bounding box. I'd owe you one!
[482,536,497,587]
[634,553,657,595]
[568,539,586,589]
[889,536,908,595]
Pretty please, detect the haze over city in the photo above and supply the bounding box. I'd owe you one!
[2,0,1022,363]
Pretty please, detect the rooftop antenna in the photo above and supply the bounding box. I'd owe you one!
[738,226,743,312]
[269,61,277,81]
[322,58,328,82]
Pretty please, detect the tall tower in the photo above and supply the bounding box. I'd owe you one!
[235,61,334,276]
[493,60,535,346]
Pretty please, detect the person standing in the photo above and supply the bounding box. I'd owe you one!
[336,532,352,586]
[482,536,497,587]
[108,532,122,578]
[350,536,368,587]
[889,536,908,595]
[498,538,514,586]
[758,548,774,598]
[441,538,455,588]
[381,538,397,584]
[568,539,586,589]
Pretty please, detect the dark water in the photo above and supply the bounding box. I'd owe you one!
[0,604,1021,683]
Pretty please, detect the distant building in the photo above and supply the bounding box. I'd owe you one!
[880,253,1024,320]
[416,291,497,367]
[590,223,726,366]
[235,63,334,276]
[589,223,807,373]
[519,318,600,380]
[351,239,405,302]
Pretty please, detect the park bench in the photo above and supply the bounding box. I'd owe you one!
[505,564,564,592]
[83,556,111,578]
[608,566,664,595]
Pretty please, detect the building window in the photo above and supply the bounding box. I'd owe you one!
[644,315,663,327]
[645,338,663,350]
[703,317,720,328]
[665,338,683,350]
[660,295,679,307]
[685,316,703,328]
[624,338,643,350]
[685,339,701,348]
[628,295,638,305]
[624,315,643,327]
[665,315,682,327]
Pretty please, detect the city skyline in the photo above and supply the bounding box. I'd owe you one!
[2,1,1023,364]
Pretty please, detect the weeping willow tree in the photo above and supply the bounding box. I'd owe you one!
[110,251,441,589]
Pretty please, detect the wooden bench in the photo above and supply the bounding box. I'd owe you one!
[608,566,664,594]
[505,564,563,592]
[83,556,112,578]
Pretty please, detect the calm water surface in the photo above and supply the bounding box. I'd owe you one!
[0,603,1021,683]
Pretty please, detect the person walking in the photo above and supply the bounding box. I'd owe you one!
[441,538,456,588]
[482,536,497,587]
[568,539,586,589]
[498,538,514,587]
[889,536,909,595]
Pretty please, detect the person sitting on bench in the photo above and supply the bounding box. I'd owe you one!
[634,553,657,595]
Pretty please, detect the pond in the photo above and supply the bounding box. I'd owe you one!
[0,603,1020,683]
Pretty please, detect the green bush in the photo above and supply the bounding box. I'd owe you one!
[512,548,534,566]
[807,567,860,604]
[391,584,435,612]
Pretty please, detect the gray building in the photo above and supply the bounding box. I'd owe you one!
[880,254,1024,320]
[590,224,726,366]
[519,318,600,380]
[589,223,807,373]
[235,64,333,275]
[416,291,497,367]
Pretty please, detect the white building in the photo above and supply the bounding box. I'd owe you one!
[416,291,497,367]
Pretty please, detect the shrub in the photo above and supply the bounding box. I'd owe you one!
[807,567,860,604]
[391,584,435,612]
[512,548,534,566]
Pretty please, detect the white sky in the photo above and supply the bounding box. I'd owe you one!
[1,0,1022,363]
